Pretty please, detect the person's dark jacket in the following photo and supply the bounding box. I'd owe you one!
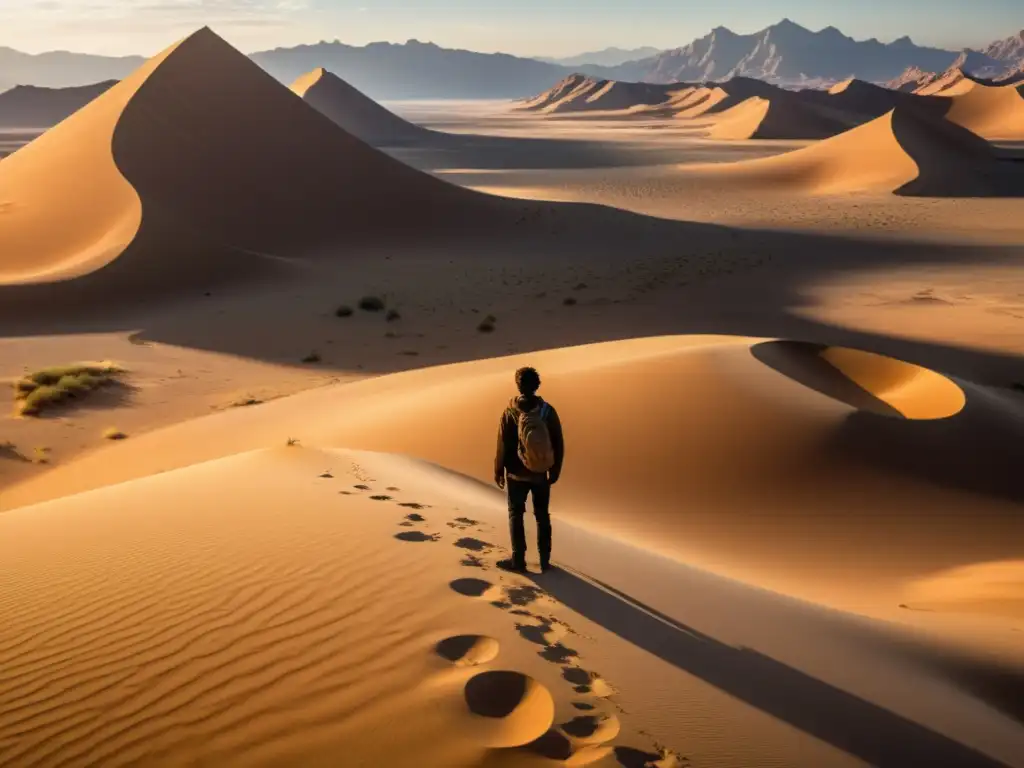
[494,395,564,484]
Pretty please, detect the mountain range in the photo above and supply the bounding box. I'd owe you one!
[538,46,663,68]
[1,22,1022,99]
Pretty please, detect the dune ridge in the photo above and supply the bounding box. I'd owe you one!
[290,67,434,146]
[8,334,1023,621]
[942,79,1024,140]
[705,95,854,140]
[693,106,1018,195]
[0,28,489,308]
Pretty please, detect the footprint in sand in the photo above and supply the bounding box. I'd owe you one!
[539,643,580,664]
[405,513,426,523]
[436,635,500,667]
[370,495,393,501]
[463,670,555,748]
[394,531,440,543]
[339,491,354,495]
[526,730,614,765]
[614,746,685,768]
[450,577,499,599]
[386,486,401,491]
[399,502,431,510]
[353,484,372,491]
[461,554,488,569]
[318,471,334,478]
[448,516,482,531]
[561,713,621,745]
[492,584,547,610]
[454,537,495,553]
[563,667,616,698]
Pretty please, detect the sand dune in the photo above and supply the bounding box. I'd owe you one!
[0,80,116,129]
[0,28,485,301]
[705,95,855,140]
[522,75,682,115]
[694,106,1018,196]
[4,440,1022,766]
[3,335,1024,765]
[8,334,1024,617]
[942,79,1024,140]
[291,67,434,146]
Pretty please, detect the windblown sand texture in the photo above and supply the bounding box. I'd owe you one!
[3,22,1024,768]
[291,67,435,146]
[3,338,1024,767]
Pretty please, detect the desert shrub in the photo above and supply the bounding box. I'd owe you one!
[358,295,385,312]
[13,362,123,416]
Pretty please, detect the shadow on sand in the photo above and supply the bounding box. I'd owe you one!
[532,566,1015,768]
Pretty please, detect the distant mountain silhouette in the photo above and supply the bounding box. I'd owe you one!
[608,20,1009,87]
[539,47,663,68]
[0,46,143,88]
[249,39,603,99]
[0,80,116,128]
[0,23,1021,99]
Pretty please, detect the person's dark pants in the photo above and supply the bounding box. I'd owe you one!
[507,478,551,567]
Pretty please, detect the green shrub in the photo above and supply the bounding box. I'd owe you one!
[13,362,123,416]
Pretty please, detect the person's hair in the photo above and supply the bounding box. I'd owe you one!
[515,366,541,395]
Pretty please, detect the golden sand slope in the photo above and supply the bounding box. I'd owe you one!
[693,107,1008,195]
[0,80,117,129]
[9,335,1023,617]
[705,95,854,140]
[6,443,1022,767]
[520,75,685,115]
[0,28,482,291]
[942,80,1024,140]
[290,67,432,146]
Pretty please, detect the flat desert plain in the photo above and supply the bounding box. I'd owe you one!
[1,29,1023,768]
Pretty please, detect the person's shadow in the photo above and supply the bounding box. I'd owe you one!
[531,566,1015,768]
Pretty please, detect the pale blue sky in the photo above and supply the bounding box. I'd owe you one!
[0,0,1020,57]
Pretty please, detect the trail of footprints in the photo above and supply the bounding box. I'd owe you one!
[323,471,685,767]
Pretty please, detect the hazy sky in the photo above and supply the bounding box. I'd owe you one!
[1,0,1020,57]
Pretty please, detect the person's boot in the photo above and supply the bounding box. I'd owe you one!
[497,558,526,573]
[539,558,552,573]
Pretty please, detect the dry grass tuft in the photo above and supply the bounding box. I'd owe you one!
[12,362,123,416]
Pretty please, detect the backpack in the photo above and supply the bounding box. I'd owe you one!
[516,401,555,473]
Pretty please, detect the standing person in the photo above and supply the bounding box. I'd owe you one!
[494,366,564,573]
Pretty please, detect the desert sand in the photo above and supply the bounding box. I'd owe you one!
[942,80,1024,140]
[291,67,436,146]
[3,26,1024,768]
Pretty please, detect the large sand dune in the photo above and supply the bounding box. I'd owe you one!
[942,80,1024,140]
[8,335,1023,616]
[0,28,486,300]
[291,67,434,146]
[522,75,683,115]
[695,106,1019,196]
[3,336,1023,766]
[705,95,855,140]
[0,80,116,129]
